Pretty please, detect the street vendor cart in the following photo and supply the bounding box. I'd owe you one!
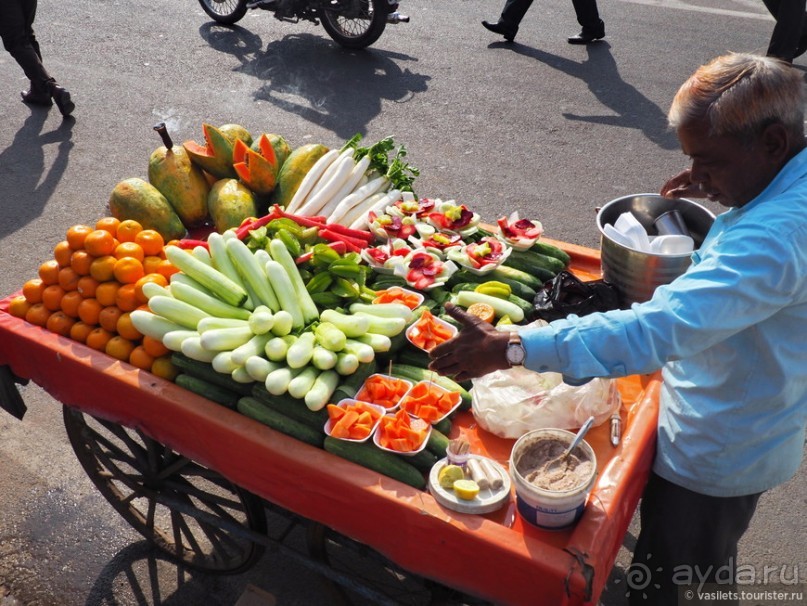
[0,237,659,606]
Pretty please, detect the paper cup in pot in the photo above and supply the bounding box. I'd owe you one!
[509,428,597,531]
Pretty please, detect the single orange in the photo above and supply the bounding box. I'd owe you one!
[116,219,143,243]
[22,278,46,304]
[57,266,80,291]
[85,327,114,351]
[69,250,93,276]
[115,283,139,312]
[77,297,104,326]
[114,241,145,262]
[8,295,32,319]
[38,259,61,285]
[76,275,99,299]
[66,224,93,250]
[116,311,143,340]
[142,334,170,358]
[128,345,155,370]
[156,259,180,279]
[41,284,66,311]
[59,290,84,318]
[143,255,164,275]
[95,216,121,235]
[98,305,123,333]
[25,303,52,327]
[105,335,136,361]
[95,282,120,307]
[113,257,145,284]
[69,320,94,344]
[134,229,165,257]
[53,240,73,267]
[84,229,117,257]
[46,311,76,337]
[150,355,179,381]
[134,273,168,304]
[89,255,117,282]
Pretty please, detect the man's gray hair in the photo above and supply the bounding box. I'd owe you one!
[668,53,805,142]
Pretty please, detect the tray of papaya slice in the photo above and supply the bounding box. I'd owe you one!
[398,380,462,424]
[354,374,413,411]
[405,309,458,352]
[324,399,386,443]
[374,409,431,456]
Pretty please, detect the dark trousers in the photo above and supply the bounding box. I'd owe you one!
[629,473,762,606]
[762,0,807,60]
[0,0,52,87]
[499,0,602,32]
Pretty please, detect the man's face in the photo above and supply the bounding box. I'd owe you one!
[677,120,780,208]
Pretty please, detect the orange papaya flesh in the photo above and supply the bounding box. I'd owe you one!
[183,123,238,180]
[257,133,291,170]
[233,138,278,195]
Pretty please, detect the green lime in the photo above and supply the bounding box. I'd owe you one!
[438,464,465,489]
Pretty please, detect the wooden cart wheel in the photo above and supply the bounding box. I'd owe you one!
[63,406,267,574]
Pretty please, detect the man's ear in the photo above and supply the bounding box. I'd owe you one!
[760,122,791,163]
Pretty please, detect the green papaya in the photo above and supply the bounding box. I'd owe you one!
[108,177,187,241]
[269,143,330,209]
[148,123,210,228]
[183,123,252,180]
[208,178,257,233]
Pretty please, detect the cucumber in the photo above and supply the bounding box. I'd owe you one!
[507,294,534,320]
[403,447,440,473]
[175,373,240,409]
[394,346,432,369]
[237,397,325,448]
[529,240,572,266]
[504,250,565,281]
[389,363,472,411]
[323,437,426,490]
[433,416,452,437]
[427,426,450,458]
[250,384,329,429]
[170,353,254,396]
[448,269,537,301]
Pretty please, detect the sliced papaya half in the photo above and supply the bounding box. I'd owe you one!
[233,135,278,195]
[183,123,237,180]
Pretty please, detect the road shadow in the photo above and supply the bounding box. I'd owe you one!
[488,40,678,151]
[0,111,74,240]
[199,24,431,140]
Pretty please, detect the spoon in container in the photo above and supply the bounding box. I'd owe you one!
[544,415,596,475]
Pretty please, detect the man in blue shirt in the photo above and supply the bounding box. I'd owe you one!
[429,53,807,605]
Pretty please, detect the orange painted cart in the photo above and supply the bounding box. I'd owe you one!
[0,239,659,606]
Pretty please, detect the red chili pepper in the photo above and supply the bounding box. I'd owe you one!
[319,229,363,253]
[235,207,284,240]
[176,238,210,250]
[273,205,328,228]
[294,240,348,264]
[323,222,374,243]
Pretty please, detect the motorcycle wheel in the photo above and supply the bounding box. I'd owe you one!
[197,0,248,24]
[320,0,388,49]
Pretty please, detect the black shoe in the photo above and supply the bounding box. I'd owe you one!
[50,85,75,117]
[568,21,605,44]
[794,33,807,59]
[21,82,53,106]
[482,20,516,42]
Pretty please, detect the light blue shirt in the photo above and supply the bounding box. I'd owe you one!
[520,149,807,497]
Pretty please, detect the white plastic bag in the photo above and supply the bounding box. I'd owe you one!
[470,367,620,439]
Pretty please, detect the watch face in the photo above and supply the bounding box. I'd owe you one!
[506,342,525,366]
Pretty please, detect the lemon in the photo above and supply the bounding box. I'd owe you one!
[438,464,465,489]
[453,479,480,500]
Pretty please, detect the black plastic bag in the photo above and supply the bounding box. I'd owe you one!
[533,271,620,322]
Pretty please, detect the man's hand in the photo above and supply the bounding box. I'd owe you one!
[660,168,703,199]
[427,302,512,382]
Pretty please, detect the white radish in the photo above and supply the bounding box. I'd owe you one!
[318,154,372,220]
[339,190,387,228]
[328,174,389,225]
[296,153,356,217]
[285,149,340,213]
[349,189,402,230]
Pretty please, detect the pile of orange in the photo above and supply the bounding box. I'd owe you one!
[8,217,180,380]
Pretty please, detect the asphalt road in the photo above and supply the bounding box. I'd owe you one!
[0,0,804,605]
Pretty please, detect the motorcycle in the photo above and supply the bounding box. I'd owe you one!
[197,0,409,49]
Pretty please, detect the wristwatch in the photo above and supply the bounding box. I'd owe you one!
[505,332,526,366]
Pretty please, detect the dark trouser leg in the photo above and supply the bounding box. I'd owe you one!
[628,473,762,606]
[571,0,603,31]
[0,0,52,87]
[762,0,807,60]
[500,0,534,29]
